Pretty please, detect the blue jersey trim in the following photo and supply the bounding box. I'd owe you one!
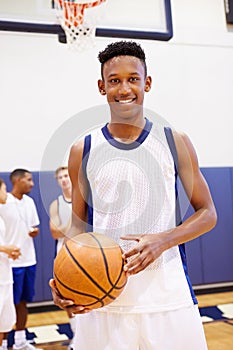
[164,127,198,305]
[82,134,93,232]
[101,118,153,150]
[164,127,182,226]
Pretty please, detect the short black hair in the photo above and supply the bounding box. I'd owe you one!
[10,168,31,183]
[98,41,147,78]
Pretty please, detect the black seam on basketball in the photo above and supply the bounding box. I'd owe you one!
[60,237,127,307]
[88,233,126,289]
[65,242,116,300]
[54,271,104,304]
[55,264,126,308]
[89,233,116,287]
[55,268,125,308]
[107,255,127,290]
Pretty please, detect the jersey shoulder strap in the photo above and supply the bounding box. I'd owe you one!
[82,134,91,176]
[164,127,182,226]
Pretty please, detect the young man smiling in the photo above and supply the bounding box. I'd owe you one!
[50,41,217,350]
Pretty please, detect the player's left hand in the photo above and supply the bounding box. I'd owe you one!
[121,234,166,275]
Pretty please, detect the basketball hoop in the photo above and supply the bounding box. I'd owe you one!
[55,0,107,51]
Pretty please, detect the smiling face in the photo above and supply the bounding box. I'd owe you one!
[56,168,71,192]
[98,55,152,123]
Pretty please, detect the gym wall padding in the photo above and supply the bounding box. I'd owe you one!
[185,167,233,285]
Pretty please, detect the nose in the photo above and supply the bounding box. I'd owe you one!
[118,80,131,95]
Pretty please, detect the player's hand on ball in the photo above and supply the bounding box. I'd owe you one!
[49,279,90,314]
[121,233,166,275]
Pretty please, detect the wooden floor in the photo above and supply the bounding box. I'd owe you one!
[198,291,233,350]
[11,291,233,350]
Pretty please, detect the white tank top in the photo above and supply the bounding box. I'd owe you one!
[83,119,197,313]
[56,195,72,254]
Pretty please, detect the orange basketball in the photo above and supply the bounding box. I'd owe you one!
[53,232,128,310]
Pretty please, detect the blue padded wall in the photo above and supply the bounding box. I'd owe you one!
[184,167,233,285]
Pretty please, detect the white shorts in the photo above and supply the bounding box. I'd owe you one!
[74,305,208,350]
[0,283,16,332]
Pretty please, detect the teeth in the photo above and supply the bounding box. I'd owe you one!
[118,99,133,104]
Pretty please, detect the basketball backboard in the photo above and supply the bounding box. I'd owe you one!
[0,0,173,43]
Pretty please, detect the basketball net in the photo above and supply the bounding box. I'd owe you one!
[55,0,107,51]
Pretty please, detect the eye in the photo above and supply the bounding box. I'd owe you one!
[109,78,119,84]
[129,77,139,82]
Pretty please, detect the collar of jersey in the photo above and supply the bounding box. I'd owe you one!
[101,118,153,150]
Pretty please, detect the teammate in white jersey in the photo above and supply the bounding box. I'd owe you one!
[50,41,217,349]
[0,178,21,350]
[0,170,42,350]
[49,166,72,255]
[49,166,75,350]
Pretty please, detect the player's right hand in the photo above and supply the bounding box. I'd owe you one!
[49,278,91,314]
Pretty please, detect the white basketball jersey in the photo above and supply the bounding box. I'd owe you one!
[83,119,197,313]
[56,195,72,254]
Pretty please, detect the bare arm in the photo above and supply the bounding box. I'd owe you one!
[166,131,217,245]
[66,138,89,239]
[49,199,71,240]
[123,131,217,274]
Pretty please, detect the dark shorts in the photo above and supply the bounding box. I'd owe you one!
[12,265,36,304]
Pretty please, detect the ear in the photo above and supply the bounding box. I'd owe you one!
[144,76,152,92]
[98,79,106,95]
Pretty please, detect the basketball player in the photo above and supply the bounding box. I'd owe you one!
[49,166,75,350]
[0,169,42,350]
[0,178,21,350]
[50,41,217,349]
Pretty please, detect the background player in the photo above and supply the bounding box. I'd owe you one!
[0,178,21,350]
[0,169,42,350]
[49,166,75,350]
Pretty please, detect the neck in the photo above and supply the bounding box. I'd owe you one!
[11,190,23,200]
[108,118,146,142]
[63,188,72,202]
